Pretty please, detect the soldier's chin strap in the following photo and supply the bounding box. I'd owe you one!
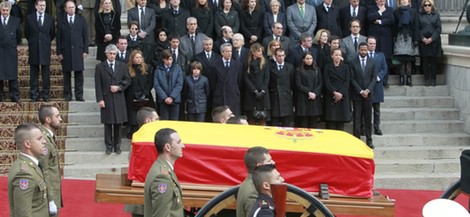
[253,200,275,216]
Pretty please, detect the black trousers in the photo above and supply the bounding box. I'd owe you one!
[372,102,381,131]
[353,98,372,143]
[63,71,84,100]
[104,123,122,150]
[30,64,51,100]
[0,79,19,99]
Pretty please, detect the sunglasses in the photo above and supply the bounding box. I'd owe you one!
[423,4,432,7]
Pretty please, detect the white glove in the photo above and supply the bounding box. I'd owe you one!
[49,201,58,215]
[77,4,83,10]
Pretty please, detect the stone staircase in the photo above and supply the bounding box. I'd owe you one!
[63,49,469,190]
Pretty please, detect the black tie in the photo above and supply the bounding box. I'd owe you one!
[191,35,196,56]
[69,16,73,26]
[140,8,145,28]
[110,63,114,73]
[38,14,42,27]
[354,37,358,52]
[352,7,356,17]
[2,17,6,27]
[207,52,211,60]
[172,49,177,61]
[225,61,229,68]
[278,65,283,70]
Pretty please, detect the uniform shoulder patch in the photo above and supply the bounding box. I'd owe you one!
[157,183,168,193]
[19,179,29,190]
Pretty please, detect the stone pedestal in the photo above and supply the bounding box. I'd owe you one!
[449,33,470,47]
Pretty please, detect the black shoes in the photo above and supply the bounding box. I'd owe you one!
[114,148,122,154]
[105,147,113,155]
[10,97,20,103]
[366,141,375,149]
[76,98,85,102]
[374,129,383,136]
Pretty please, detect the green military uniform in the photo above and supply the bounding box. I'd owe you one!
[144,157,184,217]
[38,125,63,209]
[8,154,49,217]
[236,174,258,217]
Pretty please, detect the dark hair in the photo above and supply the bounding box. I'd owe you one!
[211,105,231,122]
[154,128,177,155]
[161,49,173,60]
[359,42,368,49]
[191,61,203,71]
[128,20,139,29]
[15,123,39,149]
[252,164,277,192]
[136,107,157,127]
[38,105,56,125]
[226,115,248,124]
[244,146,269,173]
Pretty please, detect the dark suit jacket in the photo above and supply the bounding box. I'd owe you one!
[232,47,249,67]
[268,61,294,117]
[370,51,387,103]
[262,35,291,55]
[339,5,367,37]
[239,9,264,44]
[263,12,287,37]
[56,14,89,72]
[25,12,55,65]
[116,50,130,63]
[161,7,191,37]
[366,5,394,58]
[194,51,221,83]
[95,10,121,44]
[213,38,231,54]
[349,56,377,100]
[94,60,131,124]
[127,6,156,43]
[0,16,21,80]
[286,45,319,68]
[315,4,342,37]
[210,58,243,115]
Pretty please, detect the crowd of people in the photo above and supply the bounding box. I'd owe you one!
[1,0,443,149]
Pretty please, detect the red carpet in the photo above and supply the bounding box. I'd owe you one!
[0,176,467,217]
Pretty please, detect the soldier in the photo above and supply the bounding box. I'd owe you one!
[237,147,275,217]
[8,124,50,217]
[38,105,63,215]
[144,128,185,216]
[248,164,284,217]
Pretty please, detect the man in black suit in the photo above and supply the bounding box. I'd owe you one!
[56,0,88,101]
[95,44,131,154]
[232,33,249,67]
[287,32,318,67]
[127,0,156,43]
[210,43,243,116]
[161,0,190,37]
[0,1,22,102]
[315,0,342,37]
[193,37,221,122]
[116,36,129,63]
[25,0,55,102]
[349,42,376,148]
[213,25,233,54]
[269,48,294,127]
[262,22,292,55]
[339,0,367,37]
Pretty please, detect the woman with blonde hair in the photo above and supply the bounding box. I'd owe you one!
[125,50,155,137]
[266,39,281,61]
[243,43,270,125]
[95,0,121,61]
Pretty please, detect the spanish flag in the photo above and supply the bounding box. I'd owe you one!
[129,121,375,198]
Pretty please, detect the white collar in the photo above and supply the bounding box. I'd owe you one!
[20,153,39,166]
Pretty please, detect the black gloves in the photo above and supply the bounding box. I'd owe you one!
[254,90,265,100]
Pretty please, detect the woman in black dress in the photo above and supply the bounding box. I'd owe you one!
[295,52,322,128]
[191,0,215,38]
[418,0,441,86]
[125,50,155,137]
[323,48,352,130]
[243,43,270,125]
[95,0,121,61]
[239,0,264,45]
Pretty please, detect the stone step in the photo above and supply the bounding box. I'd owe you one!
[68,101,99,113]
[374,145,466,160]
[382,96,455,108]
[374,172,459,190]
[380,108,460,121]
[64,162,128,179]
[372,133,470,146]
[66,124,129,138]
[66,137,131,152]
[375,159,459,174]
[380,120,464,133]
[68,111,100,124]
[65,151,129,165]
[386,74,445,86]
[384,85,450,97]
